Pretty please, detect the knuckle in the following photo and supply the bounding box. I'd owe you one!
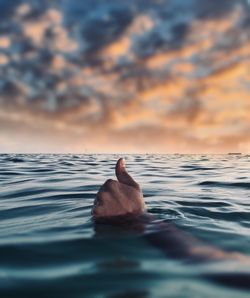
[133,182,140,190]
[104,179,114,188]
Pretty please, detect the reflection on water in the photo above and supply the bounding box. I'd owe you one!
[0,154,250,297]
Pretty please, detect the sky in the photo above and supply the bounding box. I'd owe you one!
[0,0,250,153]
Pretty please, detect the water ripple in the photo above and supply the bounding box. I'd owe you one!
[199,181,250,190]
[0,154,250,297]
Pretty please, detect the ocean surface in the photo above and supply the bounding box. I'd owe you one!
[0,154,250,298]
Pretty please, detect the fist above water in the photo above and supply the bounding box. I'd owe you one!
[92,158,250,265]
[92,158,145,218]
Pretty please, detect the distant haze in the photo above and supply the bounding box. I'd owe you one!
[0,0,250,153]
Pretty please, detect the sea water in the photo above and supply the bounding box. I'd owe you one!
[0,154,250,298]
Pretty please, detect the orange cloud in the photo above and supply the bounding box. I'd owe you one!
[1,3,250,154]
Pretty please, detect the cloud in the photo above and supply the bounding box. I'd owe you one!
[0,54,9,65]
[0,36,11,48]
[0,0,250,153]
[79,6,133,53]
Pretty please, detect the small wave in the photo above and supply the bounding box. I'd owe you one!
[2,188,56,200]
[30,168,55,173]
[182,208,250,221]
[149,207,184,219]
[181,165,216,171]
[0,171,26,176]
[6,157,25,163]
[60,161,75,166]
[0,203,65,220]
[199,181,250,190]
[177,200,231,208]
[204,272,250,290]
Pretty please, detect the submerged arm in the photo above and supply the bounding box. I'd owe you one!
[93,158,250,264]
[145,219,249,263]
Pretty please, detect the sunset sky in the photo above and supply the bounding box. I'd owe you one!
[0,0,250,153]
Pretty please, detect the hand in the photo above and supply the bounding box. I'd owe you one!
[92,158,145,219]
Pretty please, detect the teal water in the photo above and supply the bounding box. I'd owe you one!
[0,154,250,298]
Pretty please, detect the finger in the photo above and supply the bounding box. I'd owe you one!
[115,158,140,189]
[100,179,116,192]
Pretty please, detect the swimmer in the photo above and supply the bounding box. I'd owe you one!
[92,158,250,263]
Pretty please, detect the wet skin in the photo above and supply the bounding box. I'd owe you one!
[92,158,250,264]
[92,158,145,218]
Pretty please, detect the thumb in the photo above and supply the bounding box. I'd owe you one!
[115,158,140,189]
